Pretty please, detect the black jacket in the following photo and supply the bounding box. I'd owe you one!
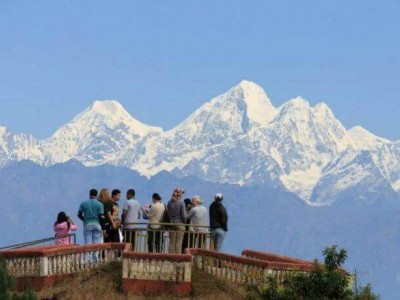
[209,200,228,231]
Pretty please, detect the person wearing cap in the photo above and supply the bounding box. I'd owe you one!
[142,193,166,253]
[186,195,208,249]
[167,188,187,253]
[209,193,228,251]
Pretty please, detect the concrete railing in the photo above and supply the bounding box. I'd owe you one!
[189,248,314,285]
[1,243,130,290]
[242,249,314,266]
[122,222,212,254]
[1,243,317,295]
[122,252,192,296]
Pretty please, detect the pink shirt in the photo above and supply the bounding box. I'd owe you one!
[54,221,77,245]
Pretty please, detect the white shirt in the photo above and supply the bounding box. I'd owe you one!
[122,199,141,229]
[148,202,166,229]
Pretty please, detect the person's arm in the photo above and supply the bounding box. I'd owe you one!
[220,206,228,230]
[78,204,84,221]
[68,216,78,231]
[121,210,127,224]
[181,201,188,223]
[97,203,106,230]
[121,201,128,224]
[106,204,117,229]
[186,208,195,221]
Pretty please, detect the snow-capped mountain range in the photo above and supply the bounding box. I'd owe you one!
[1,80,399,205]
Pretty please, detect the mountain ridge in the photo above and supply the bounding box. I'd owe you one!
[0,80,398,206]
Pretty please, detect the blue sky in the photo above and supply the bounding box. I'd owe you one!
[0,0,399,139]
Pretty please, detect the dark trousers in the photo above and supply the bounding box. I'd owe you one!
[182,231,196,253]
[148,230,163,253]
[105,228,120,243]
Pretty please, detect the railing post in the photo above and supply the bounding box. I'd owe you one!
[122,256,129,278]
[106,249,115,262]
[39,256,49,276]
[184,261,191,282]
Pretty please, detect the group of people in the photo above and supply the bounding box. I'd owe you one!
[54,187,228,253]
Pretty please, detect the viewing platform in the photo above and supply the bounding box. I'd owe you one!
[0,224,315,296]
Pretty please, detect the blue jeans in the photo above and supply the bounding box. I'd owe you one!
[211,228,226,252]
[84,223,103,245]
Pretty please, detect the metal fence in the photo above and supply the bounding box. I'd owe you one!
[0,234,77,251]
[121,223,213,254]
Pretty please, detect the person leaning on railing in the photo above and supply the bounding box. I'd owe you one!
[54,211,77,245]
[141,193,166,253]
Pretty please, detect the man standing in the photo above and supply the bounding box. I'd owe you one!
[186,195,208,249]
[121,189,141,250]
[105,189,121,243]
[78,189,104,244]
[142,193,166,253]
[209,193,228,252]
[167,188,187,253]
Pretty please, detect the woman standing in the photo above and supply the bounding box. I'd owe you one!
[54,211,77,245]
[98,188,112,242]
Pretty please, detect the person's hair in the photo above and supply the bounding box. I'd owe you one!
[90,189,98,198]
[152,193,162,201]
[127,189,136,198]
[184,198,192,207]
[98,189,111,204]
[192,195,201,204]
[55,211,70,230]
[112,189,121,197]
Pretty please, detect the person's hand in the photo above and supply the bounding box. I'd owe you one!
[113,221,121,229]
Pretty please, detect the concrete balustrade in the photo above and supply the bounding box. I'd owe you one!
[1,243,130,290]
[189,248,313,285]
[1,244,317,296]
[122,252,192,296]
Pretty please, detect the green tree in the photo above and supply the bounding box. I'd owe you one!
[246,245,379,300]
[323,245,348,271]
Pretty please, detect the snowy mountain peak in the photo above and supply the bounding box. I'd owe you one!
[314,102,331,113]
[71,99,162,135]
[41,99,162,165]
[279,97,310,112]
[89,100,126,114]
[349,126,391,149]
[218,80,277,125]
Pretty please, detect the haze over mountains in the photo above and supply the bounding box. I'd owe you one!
[1,80,399,205]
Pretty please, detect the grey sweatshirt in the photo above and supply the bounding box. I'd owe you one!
[167,199,187,223]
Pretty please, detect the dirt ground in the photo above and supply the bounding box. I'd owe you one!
[37,262,246,300]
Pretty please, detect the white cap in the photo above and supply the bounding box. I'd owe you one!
[215,193,223,200]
